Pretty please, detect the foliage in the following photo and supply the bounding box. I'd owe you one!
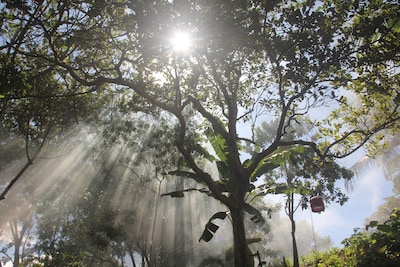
[198,212,228,242]
[249,118,354,208]
[302,208,400,267]
[245,117,352,266]
[0,36,110,201]
[28,177,129,267]
[316,0,400,158]
[1,1,399,266]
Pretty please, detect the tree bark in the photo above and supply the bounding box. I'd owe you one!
[230,206,252,267]
[288,193,300,267]
[290,216,299,267]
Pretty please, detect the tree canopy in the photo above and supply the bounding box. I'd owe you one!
[1,1,399,266]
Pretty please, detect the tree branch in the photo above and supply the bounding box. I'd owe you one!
[0,126,52,201]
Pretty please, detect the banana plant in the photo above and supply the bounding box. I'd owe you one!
[161,129,288,244]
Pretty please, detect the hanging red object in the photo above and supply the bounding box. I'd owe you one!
[310,196,325,213]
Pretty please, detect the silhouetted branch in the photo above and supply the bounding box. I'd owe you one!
[0,126,51,201]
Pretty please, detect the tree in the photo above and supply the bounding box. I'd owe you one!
[33,190,130,267]
[277,149,352,267]
[266,215,332,262]
[248,118,353,267]
[352,133,400,223]
[1,1,399,266]
[0,46,109,201]
[0,193,36,267]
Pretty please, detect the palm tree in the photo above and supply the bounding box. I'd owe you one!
[352,132,400,222]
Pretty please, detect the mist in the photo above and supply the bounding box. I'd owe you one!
[0,120,237,266]
[1,116,335,266]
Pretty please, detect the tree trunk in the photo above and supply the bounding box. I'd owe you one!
[288,193,299,267]
[10,220,25,267]
[230,206,252,267]
[173,179,185,266]
[290,215,299,267]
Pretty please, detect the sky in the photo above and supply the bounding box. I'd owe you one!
[289,156,393,247]
[235,95,396,248]
[269,93,397,247]
[234,100,395,248]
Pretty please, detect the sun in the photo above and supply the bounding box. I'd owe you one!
[170,31,192,53]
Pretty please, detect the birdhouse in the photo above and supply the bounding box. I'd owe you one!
[310,196,325,213]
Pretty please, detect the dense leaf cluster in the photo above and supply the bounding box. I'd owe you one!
[302,208,400,267]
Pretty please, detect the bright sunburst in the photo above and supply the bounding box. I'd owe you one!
[170,31,192,52]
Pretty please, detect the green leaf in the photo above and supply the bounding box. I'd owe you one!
[206,222,219,233]
[376,224,392,233]
[371,32,380,43]
[161,188,209,198]
[249,145,312,187]
[385,18,400,32]
[244,203,265,224]
[192,143,216,162]
[216,161,229,179]
[199,229,214,242]
[263,183,312,196]
[207,132,229,163]
[250,160,280,182]
[249,146,302,181]
[210,211,227,220]
[199,211,227,242]
[274,185,292,194]
[243,158,252,168]
[293,145,305,153]
[292,186,313,195]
